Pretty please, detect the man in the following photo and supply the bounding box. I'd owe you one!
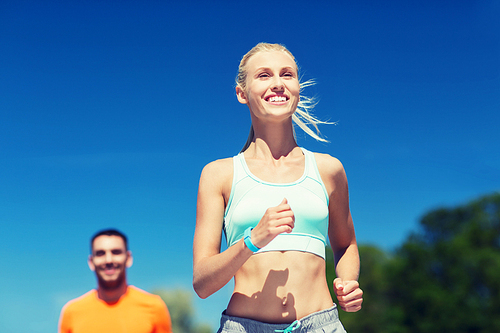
[59,229,172,333]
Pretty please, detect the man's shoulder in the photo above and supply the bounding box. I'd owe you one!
[61,290,97,313]
[127,286,171,330]
[127,286,164,306]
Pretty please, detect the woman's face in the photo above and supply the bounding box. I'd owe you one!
[237,50,300,124]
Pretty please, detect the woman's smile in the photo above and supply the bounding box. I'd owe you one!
[265,94,289,104]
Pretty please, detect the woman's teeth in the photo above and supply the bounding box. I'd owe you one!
[268,96,287,102]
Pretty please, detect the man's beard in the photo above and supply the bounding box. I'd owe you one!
[96,267,126,290]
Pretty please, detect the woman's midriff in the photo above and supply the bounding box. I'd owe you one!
[225,251,334,323]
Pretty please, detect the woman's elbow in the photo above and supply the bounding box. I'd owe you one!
[192,275,211,299]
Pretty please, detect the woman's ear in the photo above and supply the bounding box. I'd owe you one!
[236,86,248,104]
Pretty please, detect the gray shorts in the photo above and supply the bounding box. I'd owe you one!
[217,305,347,333]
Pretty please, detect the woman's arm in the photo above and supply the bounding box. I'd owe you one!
[318,154,363,312]
[193,159,295,299]
[192,159,252,298]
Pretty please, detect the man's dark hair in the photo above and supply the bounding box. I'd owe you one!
[90,228,128,253]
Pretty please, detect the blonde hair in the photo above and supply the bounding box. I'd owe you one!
[236,43,331,152]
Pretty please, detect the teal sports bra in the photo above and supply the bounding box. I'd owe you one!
[223,148,329,259]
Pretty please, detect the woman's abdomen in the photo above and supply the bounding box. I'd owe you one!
[226,251,334,323]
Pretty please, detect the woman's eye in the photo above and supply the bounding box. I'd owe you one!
[258,72,270,78]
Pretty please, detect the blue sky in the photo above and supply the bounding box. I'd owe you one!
[1,1,499,332]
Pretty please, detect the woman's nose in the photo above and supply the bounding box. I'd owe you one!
[271,77,284,91]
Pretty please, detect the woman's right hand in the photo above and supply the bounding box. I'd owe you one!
[251,198,295,249]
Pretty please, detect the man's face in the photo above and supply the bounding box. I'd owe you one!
[88,235,132,290]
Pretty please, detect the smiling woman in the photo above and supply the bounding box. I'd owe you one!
[235,43,330,153]
[236,51,300,124]
[193,43,363,333]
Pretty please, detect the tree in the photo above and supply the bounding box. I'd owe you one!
[326,192,500,333]
[389,192,500,332]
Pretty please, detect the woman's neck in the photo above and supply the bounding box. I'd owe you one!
[247,120,299,160]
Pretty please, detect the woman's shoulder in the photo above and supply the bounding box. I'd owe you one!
[198,157,234,200]
[199,157,234,188]
[202,157,233,174]
[310,152,348,194]
[311,152,345,175]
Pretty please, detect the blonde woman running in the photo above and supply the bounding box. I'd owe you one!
[193,43,363,333]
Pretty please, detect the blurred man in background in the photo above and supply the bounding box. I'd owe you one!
[59,228,172,333]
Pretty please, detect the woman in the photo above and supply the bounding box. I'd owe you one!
[193,43,363,332]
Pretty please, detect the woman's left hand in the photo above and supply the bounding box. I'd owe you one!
[333,278,363,312]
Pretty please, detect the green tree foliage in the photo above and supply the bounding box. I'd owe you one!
[326,192,500,333]
[152,289,211,333]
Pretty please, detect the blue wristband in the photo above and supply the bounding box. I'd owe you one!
[243,227,260,252]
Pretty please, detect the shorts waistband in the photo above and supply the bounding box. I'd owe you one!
[218,305,340,333]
